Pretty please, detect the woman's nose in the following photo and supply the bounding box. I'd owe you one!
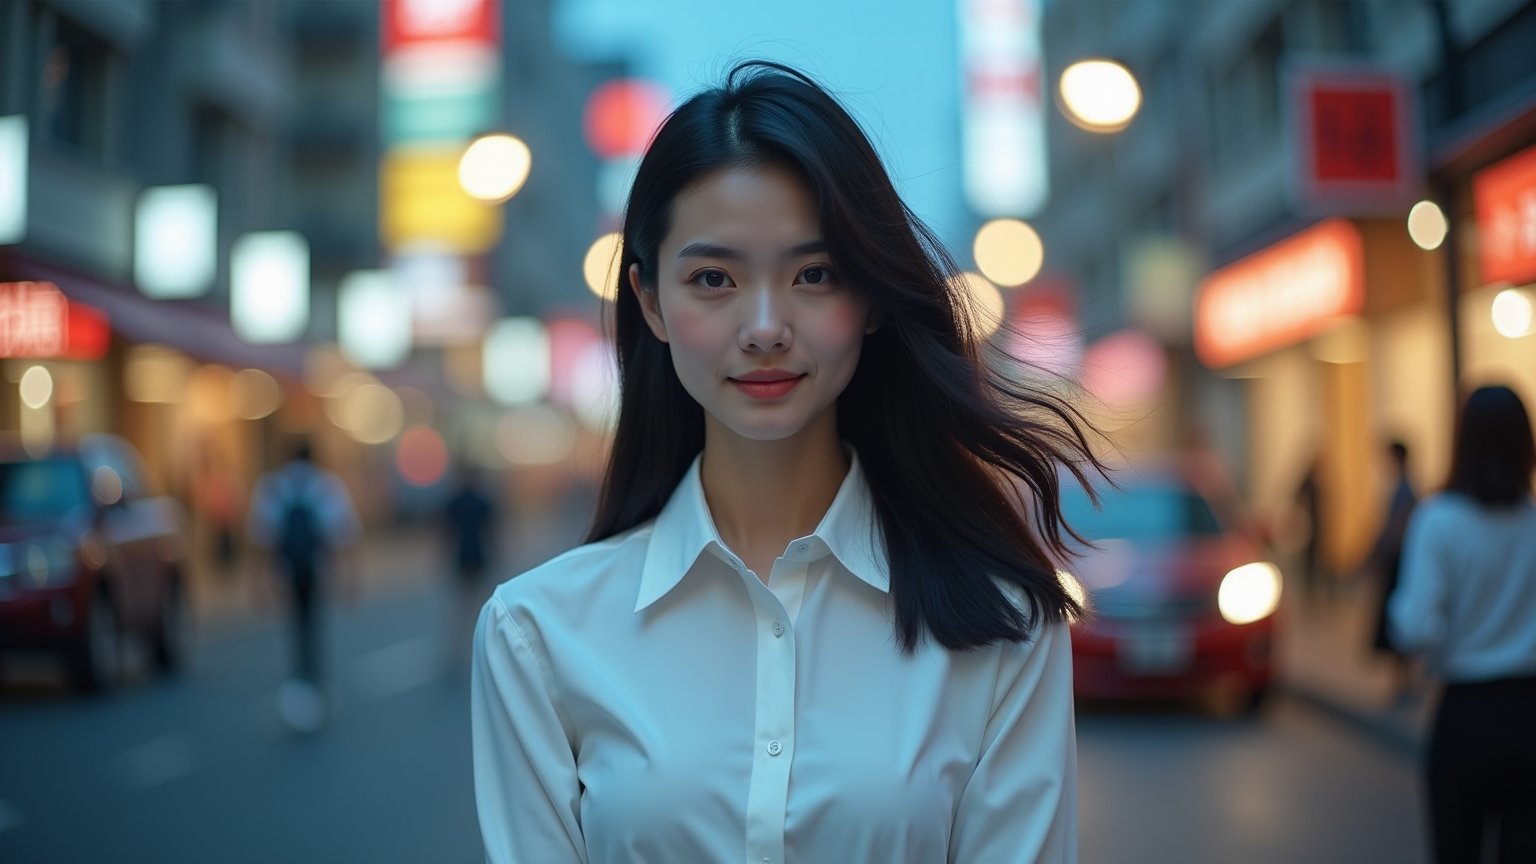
[740,288,793,352]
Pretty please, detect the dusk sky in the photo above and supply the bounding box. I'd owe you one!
[554,0,973,255]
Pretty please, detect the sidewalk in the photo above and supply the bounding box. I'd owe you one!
[1276,579,1433,757]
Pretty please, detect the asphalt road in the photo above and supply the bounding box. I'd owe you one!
[1,571,1426,864]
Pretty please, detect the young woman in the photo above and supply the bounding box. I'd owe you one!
[471,61,1102,863]
[1389,385,1536,864]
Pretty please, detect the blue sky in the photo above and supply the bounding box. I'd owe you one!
[553,0,971,254]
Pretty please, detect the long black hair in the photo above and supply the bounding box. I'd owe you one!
[1446,385,1535,507]
[588,61,1105,652]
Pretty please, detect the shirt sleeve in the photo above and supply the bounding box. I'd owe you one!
[471,595,587,863]
[948,620,1078,863]
[1388,503,1449,654]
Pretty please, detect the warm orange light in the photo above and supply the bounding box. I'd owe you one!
[1194,219,1365,368]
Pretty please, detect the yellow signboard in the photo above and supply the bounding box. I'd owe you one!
[381,146,502,254]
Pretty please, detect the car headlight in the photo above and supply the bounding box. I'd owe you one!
[20,537,78,589]
[1218,562,1282,625]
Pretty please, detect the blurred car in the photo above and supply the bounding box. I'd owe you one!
[0,434,191,692]
[1059,466,1281,711]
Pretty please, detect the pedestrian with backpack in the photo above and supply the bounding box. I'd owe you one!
[247,439,361,732]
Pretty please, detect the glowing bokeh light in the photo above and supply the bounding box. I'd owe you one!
[1059,59,1142,133]
[19,365,52,409]
[337,383,405,445]
[973,218,1045,287]
[1218,562,1283,625]
[583,79,670,159]
[232,368,282,420]
[1492,288,1534,338]
[584,233,623,301]
[458,133,531,203]
[1080,329,1167,407]
[396,425,449,487]
[1407,200,1448,250]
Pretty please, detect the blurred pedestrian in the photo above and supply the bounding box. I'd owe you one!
[471,61,1103,863]
[1292,452,1330,606]
[442,462,498,674]
[1389,385,1536,864]
[1360,439,1417,703]
[247,439,361,733]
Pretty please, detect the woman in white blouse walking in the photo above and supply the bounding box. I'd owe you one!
[1389,385,1536,864]
[471,61,1104,863]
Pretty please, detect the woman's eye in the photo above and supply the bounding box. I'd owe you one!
[693,270,731,289]
[799,266,835,285]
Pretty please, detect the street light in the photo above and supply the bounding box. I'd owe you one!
[459,133,532,203]
[1059,59,1142,133]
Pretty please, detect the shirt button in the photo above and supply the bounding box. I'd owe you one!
[766,739,783,756]
[771,620,785,637]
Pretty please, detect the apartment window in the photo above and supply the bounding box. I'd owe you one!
[37,14,111,157]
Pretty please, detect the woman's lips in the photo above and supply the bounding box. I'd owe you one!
[729,374,805,400]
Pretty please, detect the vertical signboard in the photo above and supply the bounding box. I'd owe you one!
[381,0,503,344]
[958,0,1048,218]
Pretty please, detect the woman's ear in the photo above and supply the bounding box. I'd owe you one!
[630,263,669,343]
[864,310,882,335]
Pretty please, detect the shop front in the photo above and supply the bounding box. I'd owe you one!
[1193,216,1451,587]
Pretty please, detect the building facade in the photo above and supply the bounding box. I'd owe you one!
[1038,0,1536,574]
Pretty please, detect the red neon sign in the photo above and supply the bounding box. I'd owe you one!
[0,281,110,360]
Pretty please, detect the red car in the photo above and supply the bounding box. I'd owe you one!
[1059,467,1281,711]
[0,434,191,692]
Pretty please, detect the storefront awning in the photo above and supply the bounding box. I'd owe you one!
[3,251,307,376]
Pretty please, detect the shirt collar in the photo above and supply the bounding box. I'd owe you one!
[634,447,890,613]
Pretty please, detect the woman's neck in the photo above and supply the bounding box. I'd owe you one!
[698,418,849,577]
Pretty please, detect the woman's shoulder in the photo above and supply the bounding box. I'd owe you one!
[488,523,655,617]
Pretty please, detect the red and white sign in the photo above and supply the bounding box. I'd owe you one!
[0,281,110,360]
[1291,68,1418,210]
[1474,144,1536,287]
[958,0,1048,217]
[383,0,497,53]
[1194,219,1365,368]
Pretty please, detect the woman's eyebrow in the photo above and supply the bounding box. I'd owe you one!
[676,239,828,260]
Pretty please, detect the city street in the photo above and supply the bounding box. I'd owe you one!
[1,540,1426,864]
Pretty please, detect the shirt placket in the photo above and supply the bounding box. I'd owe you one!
[737,555,803,864]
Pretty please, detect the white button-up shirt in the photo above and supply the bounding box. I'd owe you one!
[471,451,1077,863]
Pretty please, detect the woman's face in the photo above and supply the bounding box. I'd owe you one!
[632,163,874,445]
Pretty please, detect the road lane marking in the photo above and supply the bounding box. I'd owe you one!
[354,637,438,699]
[115,734,196,791]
